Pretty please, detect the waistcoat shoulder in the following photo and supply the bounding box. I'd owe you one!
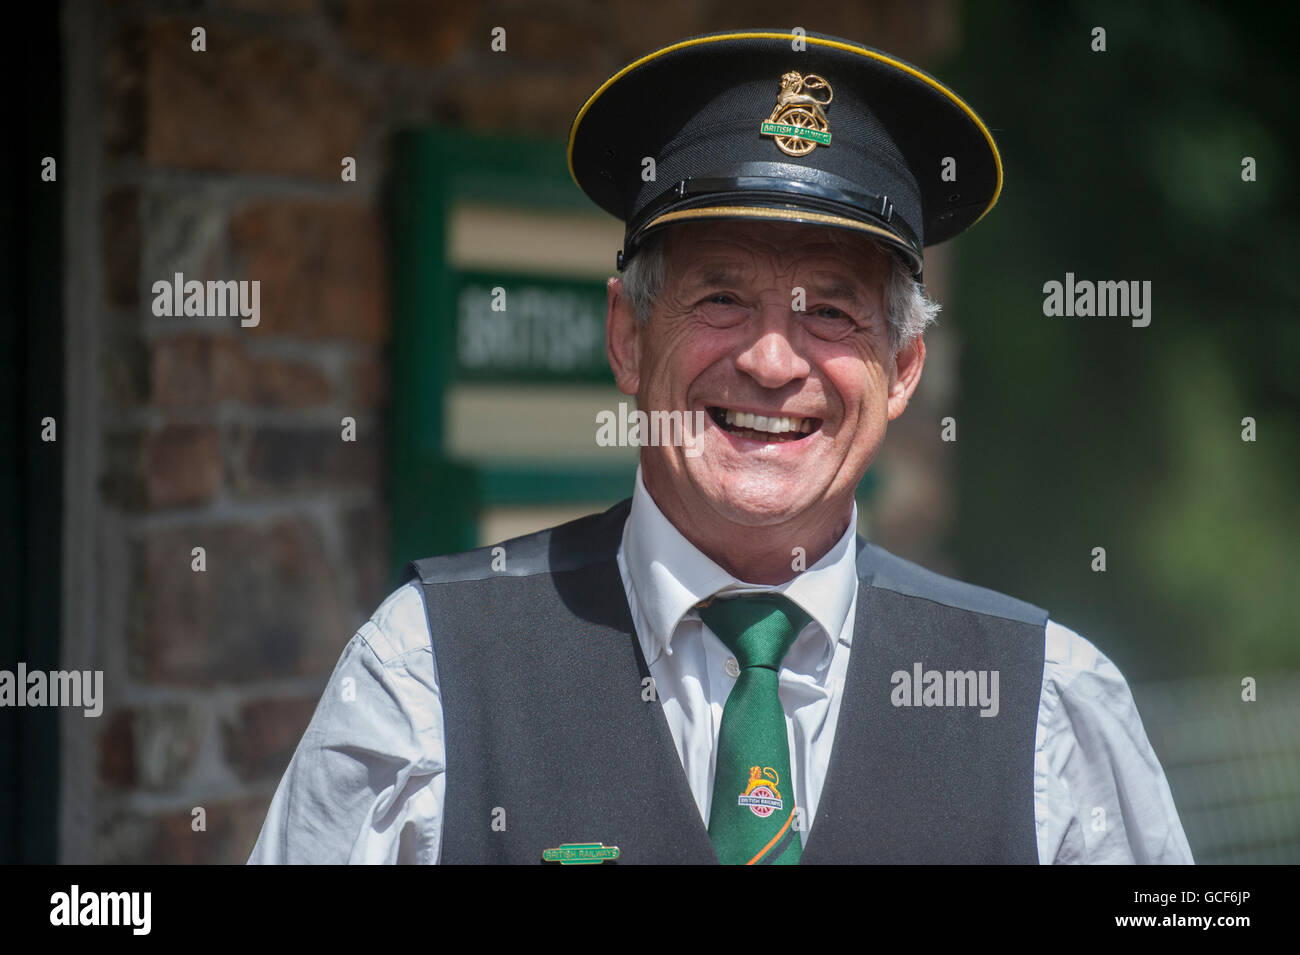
[856,536,1049,626]
[407,497,632,586]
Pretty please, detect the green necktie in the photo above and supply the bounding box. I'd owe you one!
[698,592,812,865]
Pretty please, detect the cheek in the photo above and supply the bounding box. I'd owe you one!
[820,352,888,416]
[644,323,735,393]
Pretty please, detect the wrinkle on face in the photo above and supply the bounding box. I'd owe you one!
[611,218,919,578]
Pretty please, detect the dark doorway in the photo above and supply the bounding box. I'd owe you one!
[1,0,64,863]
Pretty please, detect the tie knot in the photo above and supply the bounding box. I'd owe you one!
[697,593,812,670]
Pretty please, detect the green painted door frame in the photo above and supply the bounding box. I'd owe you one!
[386,127,632,582]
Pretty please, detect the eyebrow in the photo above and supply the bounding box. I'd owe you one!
[803,278,870,309]
[680,264,750,293]
[676,264,876,316]
[682,267,868,296]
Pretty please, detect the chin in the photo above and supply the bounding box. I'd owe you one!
[696,471,820,528]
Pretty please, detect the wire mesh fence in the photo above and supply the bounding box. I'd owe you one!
[1131,672,1300,864]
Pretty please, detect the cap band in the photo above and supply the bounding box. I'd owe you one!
[626,174,922,266]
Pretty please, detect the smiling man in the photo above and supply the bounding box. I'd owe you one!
[610,220,916,587]
[250,30,1192,865]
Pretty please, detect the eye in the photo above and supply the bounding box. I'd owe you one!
[803,304,861,340]
[693,291,748,327]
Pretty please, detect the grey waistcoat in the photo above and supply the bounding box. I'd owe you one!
[408,499,1047,864]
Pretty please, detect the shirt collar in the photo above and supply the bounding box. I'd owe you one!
[621,466,858,669]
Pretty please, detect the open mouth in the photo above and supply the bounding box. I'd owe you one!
[707,406,822,443]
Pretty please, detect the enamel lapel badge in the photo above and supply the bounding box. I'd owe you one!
[541,842,621,864]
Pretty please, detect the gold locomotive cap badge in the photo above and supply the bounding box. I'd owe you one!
[760,71,833,156]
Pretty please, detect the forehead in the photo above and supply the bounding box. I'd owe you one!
[661,220,891,285]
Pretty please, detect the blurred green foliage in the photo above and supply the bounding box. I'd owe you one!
[940,1,1299,680]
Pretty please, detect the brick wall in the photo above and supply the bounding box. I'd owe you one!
[65,0,959,863]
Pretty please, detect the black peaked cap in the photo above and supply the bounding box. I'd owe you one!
[568,30,1002,279]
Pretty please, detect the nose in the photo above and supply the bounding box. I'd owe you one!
[733,307,811,389]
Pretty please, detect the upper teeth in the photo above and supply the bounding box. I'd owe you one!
[723,409,813,433]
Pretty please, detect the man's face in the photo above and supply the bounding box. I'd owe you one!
[606,219,925,541]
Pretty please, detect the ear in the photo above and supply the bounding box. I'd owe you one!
[885,334,925,421]
[606,276,642,396]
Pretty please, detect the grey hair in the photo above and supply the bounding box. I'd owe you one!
[620,227,940,357]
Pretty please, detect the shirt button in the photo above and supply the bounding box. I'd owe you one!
[724,657,741,678]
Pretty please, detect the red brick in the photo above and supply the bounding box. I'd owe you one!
[138,19,366,178]
[103,187,141,308]
[434,69,606,135]
[103,24,146,158]
[338,0,477,67]
[342,503,390,614]
[98,710,137,789]
[150,335,252,407]
[101,335,151,410]
[97,703,204,791]
[102,424,223,509]
[98,796,273,864]
[150,337,335,407]
[484,10,608,66]
[144,424,222,506]
[350,353,387,407]
[222,696,318,781]
[229,201,388,343]
[227,0,319,12]
[606,2,708,62]
[250,355,334,407]
[131,520,350,685]
[230,425,382,496]
[697,0,955,65]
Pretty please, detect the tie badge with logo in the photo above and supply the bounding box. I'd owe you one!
[738,766,784,817]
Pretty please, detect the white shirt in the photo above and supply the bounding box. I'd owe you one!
[249,469,1194,864]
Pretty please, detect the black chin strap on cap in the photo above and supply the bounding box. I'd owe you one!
[616,230,924,280]
[614,161,925,278]
[616,237,924,284]
[625,177,920,258]
[616,198,923,281]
